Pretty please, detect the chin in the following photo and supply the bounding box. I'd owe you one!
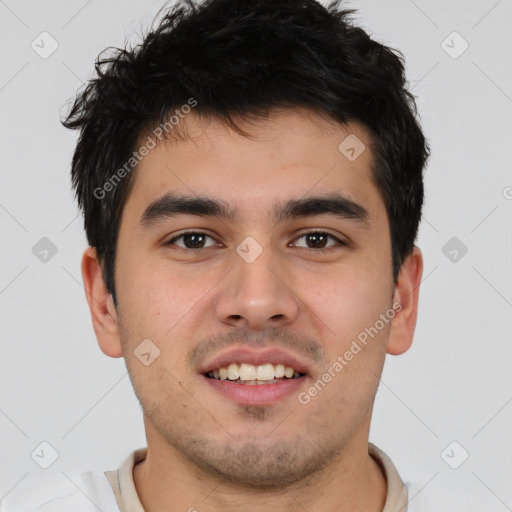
[179,436,335,489]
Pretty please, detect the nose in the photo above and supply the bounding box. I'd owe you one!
[213,244,300,331]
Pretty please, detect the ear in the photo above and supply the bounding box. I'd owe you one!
[81,247,123,358]
[386,246,423,356]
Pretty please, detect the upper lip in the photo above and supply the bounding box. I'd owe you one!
[199,347,311,375]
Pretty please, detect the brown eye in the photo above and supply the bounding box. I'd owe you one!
[292,232,343,249]
[167,231,218,249]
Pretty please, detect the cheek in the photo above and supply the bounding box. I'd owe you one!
[311,278,391,408]
[114,261,171,344]
[310,265,392,340]
[118,259,220,342]
[116,264,200,384]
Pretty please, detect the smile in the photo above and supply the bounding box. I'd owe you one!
[205,362,304,385]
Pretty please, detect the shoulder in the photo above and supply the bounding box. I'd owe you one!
[0,471,119,512]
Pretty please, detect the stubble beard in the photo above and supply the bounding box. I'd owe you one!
[139,397,355,490]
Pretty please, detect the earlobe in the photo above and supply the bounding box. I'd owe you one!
[81,247,123,358]
[386,246,424,356]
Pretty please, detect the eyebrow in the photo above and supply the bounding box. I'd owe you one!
[140,192,371,228]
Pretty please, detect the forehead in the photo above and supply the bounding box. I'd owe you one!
[123,109,384,225]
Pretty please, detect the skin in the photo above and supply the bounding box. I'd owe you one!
[82,108,423,512]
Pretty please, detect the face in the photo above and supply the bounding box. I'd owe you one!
[108,109,400,487]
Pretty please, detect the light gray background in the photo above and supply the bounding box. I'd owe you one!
[1,0,511,508]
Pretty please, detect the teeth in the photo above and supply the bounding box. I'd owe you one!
[207,362,302,381]
[227,363,239,380]
[284,366,294,378]
[256,363,274,381]
[239,363,256,380]
[275,364,285,378]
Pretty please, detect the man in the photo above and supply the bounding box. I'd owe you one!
[2,0,429,510]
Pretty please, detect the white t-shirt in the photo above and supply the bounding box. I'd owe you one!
[0,443,431,511]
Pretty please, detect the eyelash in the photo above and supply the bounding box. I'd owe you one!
[166,230,345,251]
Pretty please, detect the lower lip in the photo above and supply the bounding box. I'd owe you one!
[201,375,307,405]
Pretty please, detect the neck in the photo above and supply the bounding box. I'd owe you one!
[133,427,387,512]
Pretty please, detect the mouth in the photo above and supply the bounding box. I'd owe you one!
[204,362,306,385]
[200,351,310,405]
